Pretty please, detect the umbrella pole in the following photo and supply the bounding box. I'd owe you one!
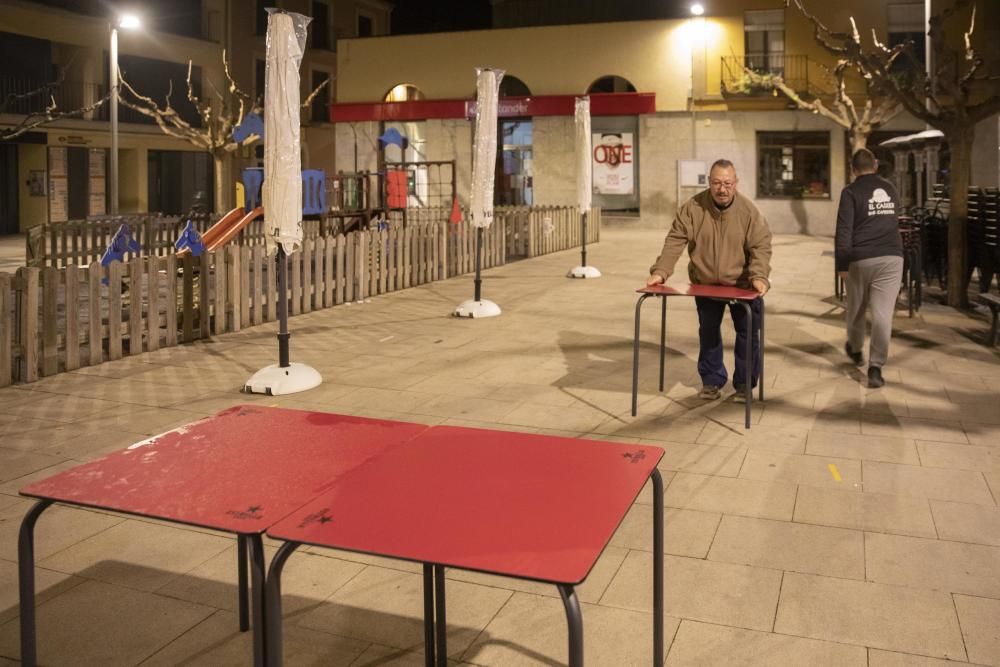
[474,226,483,302]
[581,211,587,268]
[277,246,290,368]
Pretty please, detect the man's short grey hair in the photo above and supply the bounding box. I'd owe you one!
[710,159,736,173]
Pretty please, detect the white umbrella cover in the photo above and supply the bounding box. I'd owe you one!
[263,10,310,255]
[575,96,592,212]
[470,68,504,229]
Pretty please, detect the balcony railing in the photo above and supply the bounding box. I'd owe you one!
[721,54,810,97]
[1,78,109,120]
[1,77,203,127]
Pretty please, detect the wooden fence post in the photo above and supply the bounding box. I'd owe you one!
[302,238,313,314]
[88,263,102,366]
[64,265,80,370]
[108,261,123,361]
[165,255,177,348]
[335,234,346,305]
[128,258,143,356]
[213,250,227,336]
[41,267,58,376]
[240,246,251,327]
[252,245,264,326]
[147,256,160,352]
[0,273,11,386]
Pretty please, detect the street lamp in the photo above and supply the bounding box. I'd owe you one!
[110,13,141,215]
[690,3,705,16]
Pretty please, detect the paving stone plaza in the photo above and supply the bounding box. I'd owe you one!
[1,227,999,666]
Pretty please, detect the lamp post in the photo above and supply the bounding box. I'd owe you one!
[110,14,141,215]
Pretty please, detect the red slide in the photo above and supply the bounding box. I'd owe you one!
[177,207,264,257]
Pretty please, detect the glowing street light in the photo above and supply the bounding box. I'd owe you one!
[110,13,142,215]
[690,3,705,16]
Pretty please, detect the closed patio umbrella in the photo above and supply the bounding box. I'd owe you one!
[568,96,600,279]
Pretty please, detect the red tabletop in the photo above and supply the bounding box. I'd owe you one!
[638,283,759,300]
[267,426,664,585]
[19,406,430,533]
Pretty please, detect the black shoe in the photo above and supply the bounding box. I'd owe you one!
[845,343,864,366]
[733,384,748,402]
[867,367,885,388]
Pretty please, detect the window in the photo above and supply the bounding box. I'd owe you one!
[888,3,925,76]
[744,9,785,74]
[384,84,424,103]
[311,70,330,123]
[311,0,332,50]
[586,76,637,94]
[499,75,531,97]
[255,0,268,36]
[757,132,830,199]
[254,58,266,107]
[498,120,533,206]
[357,13,374,37]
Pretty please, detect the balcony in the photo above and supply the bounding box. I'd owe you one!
[1,77,108,121]
[721,54,810,98]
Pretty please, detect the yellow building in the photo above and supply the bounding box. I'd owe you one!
[0,0,392,233]
[331,0,999,234]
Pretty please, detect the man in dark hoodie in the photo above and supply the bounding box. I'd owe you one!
[836,148,904,388]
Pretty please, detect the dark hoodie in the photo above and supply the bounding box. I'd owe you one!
[834,173,903,272]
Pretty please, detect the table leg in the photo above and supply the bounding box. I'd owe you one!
[264,541,300,667]
[248,534,267,667]
[739,301,753,430]
[632,293,651,417]
[758,298,765,402]
[423,565,435,667]
[18,499,53,667]
[659,296,666,392]
[559,585,584,666]
[651,469,664,666]
[434,565,447,667]
[238,534,250,632]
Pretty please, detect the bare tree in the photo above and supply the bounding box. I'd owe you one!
[789,0,1000,306]
[119,51,329,211]
[742,60,901,151]
[1,65,112,141]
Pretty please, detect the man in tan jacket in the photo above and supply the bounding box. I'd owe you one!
[647,159,772,400]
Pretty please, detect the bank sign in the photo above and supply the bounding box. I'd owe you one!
[592,132,634,195]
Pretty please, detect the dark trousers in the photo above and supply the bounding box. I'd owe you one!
[695,296,762,389]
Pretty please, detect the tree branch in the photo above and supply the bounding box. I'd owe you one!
[1,90,111,141]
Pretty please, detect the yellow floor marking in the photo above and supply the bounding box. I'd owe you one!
[828,463,842,482]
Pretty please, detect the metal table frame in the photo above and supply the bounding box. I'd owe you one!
[263,472,665,667]
[631,286,765,429]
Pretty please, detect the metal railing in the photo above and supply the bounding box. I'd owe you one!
[0,77,109,120]
[721,54,809,96]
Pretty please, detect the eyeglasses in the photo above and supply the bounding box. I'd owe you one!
[710,180,736,189]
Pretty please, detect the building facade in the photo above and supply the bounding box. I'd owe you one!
[0,0,392,233]
[331,0,999,235]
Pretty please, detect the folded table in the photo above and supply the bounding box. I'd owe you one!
[632,284,765,429]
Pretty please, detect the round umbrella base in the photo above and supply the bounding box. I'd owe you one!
[453,299,502,318]
[568,265,602,279]
[244,362,322,396]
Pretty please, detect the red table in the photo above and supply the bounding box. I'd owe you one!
[17,406,430,667]
[632,284,765,429]
[264,425,666,667]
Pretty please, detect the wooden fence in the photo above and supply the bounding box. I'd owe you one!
[3,206,600,386]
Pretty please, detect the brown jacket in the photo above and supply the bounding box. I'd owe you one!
[650,190,772,289]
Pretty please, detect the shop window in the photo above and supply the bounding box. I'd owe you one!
[586,76,637,94]
[384,83,425,103]
[498,120,533,206]
[757,131,830,199]
[499,76,531,97]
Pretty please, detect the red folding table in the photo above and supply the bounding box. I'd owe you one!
[264,425,666,667]
[632,284,765,429]
[16,406,430,667]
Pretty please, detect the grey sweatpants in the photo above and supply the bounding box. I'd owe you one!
[846,256,904,368]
